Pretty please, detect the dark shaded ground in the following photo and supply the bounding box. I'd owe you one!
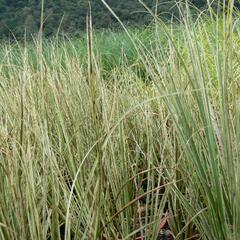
[157,228,174,240]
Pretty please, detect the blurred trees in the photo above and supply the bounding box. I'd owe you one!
[0,0,236,40]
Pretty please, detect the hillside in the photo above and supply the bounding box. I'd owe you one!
[0,0,208,39]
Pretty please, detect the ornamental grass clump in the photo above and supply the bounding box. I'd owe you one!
[0,1,239,239]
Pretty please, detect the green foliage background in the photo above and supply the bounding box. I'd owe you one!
[0,0,211,39]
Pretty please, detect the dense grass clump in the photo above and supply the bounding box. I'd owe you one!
[0,4,240,240]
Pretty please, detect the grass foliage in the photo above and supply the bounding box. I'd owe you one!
[0,2,240,240]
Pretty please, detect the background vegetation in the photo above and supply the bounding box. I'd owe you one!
[0,0,221,39]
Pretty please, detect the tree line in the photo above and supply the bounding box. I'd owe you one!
[0,0,237,39]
